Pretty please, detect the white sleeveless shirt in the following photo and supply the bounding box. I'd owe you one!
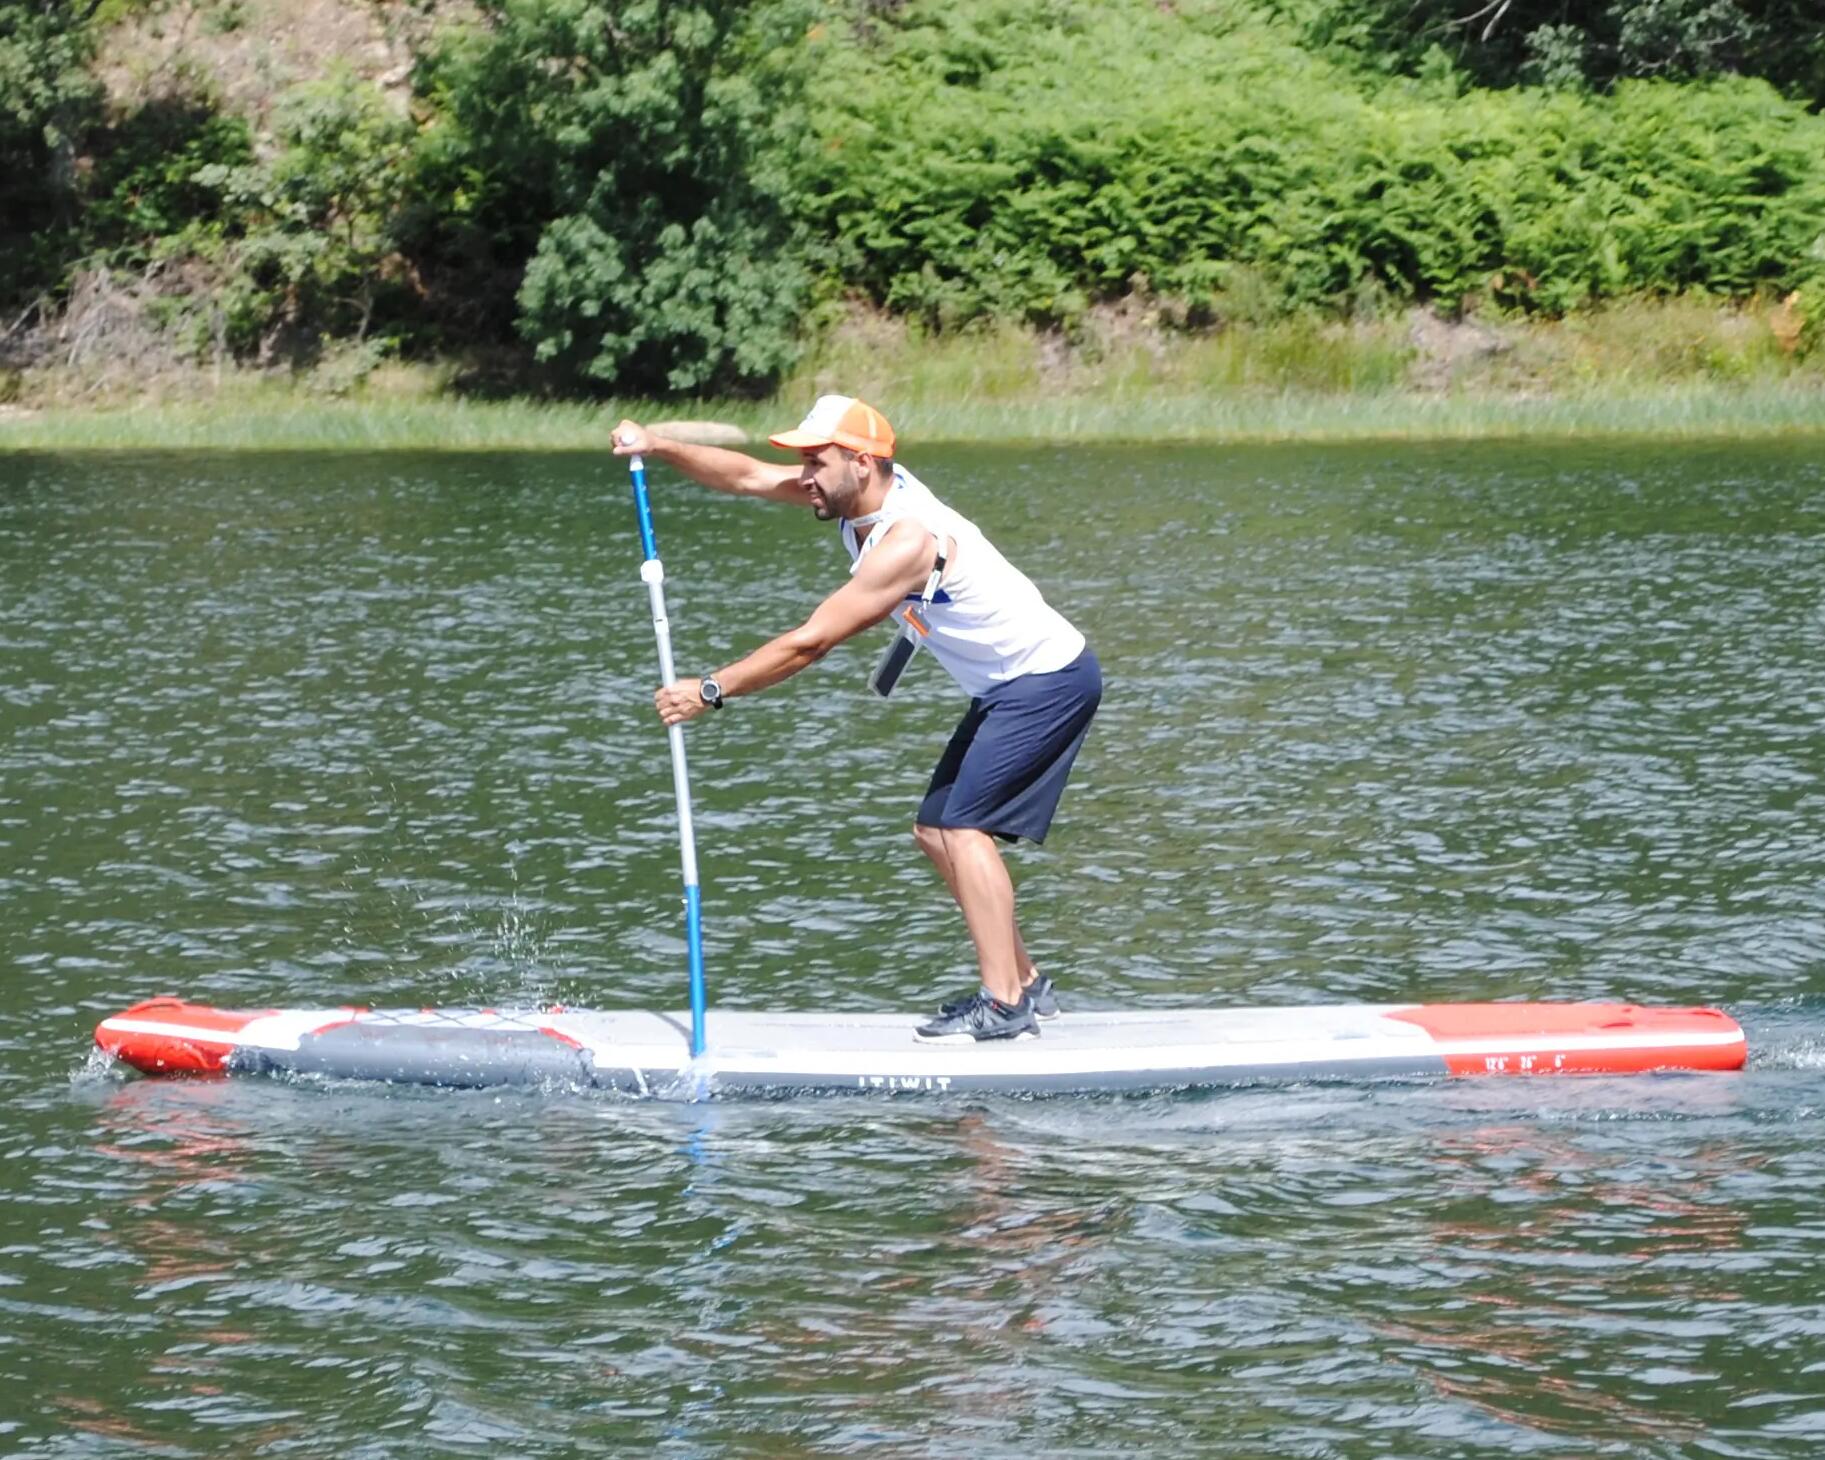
[840,465,1085,698]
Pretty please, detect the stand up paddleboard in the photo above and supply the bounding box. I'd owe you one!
[88,456,1749,1096]
[94,998,1746,1094]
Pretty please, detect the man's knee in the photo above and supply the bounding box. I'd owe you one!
[912,821,947,860]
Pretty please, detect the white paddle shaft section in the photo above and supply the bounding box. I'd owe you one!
[640,555,700,887]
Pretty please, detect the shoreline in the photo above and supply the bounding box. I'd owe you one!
[8,298,1824,452]
[4,383,1824,452]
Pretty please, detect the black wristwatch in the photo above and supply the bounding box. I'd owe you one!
[698,675,725,710]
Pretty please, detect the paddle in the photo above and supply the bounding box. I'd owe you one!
[623,443,708,1058]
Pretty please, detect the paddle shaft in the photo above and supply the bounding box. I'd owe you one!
[628,453,707,1057]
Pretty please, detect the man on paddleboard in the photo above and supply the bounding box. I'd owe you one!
[612,396,1100,1044]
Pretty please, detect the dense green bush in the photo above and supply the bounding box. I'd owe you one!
[411,0,814,394]
[191,76,416,361]
[82,98,252,265]
[799,1,1825,327]
[0,0,102,303]
[1267,0,1825,102]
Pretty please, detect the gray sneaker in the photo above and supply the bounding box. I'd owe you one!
[915,990,1040,1043]
[939,973,1059,1021]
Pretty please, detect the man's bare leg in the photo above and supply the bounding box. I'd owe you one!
[913,823,1041,995]
[924,826,1026,1005]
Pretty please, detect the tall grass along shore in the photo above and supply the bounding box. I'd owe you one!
[5,302,1822,451]
[8,387,1825,454]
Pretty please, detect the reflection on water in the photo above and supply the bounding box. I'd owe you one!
[3,443,1824,1455]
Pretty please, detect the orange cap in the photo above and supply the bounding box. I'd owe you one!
[768,395,895,458]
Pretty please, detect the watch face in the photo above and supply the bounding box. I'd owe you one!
[701,677,722,706]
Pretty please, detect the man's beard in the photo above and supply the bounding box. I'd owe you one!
[811,472,855,521]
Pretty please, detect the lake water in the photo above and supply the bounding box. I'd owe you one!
[3,442,1823,1456]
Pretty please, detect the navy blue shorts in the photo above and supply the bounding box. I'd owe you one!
[917,648,1102,844]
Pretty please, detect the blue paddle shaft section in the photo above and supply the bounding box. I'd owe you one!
[685,885,706,1057]
[629,459,658,561]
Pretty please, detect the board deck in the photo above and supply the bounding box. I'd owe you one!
[94,998,1748,1096]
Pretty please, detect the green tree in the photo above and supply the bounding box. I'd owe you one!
[0,0,103,304]
[412,0,813,395]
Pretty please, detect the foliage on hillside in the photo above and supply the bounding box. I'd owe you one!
[4,0,1825,397]
[801,3,1825,328]
[1268,0,1825,99]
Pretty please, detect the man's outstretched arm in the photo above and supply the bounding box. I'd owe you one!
[612,419,810,506]
[655,521,937,724]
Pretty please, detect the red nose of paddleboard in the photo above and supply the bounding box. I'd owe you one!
[94,998,273,1075]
